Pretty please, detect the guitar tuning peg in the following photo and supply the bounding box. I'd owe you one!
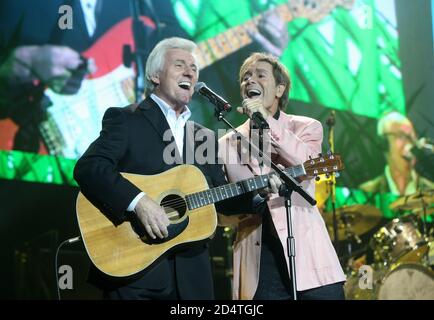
[315,175,320,181]
[325,173,330,179]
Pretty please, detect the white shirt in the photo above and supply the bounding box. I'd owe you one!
[127,95,191,211]
[384,164,417,196]
[150,93,192,156]
[80,0,98,37]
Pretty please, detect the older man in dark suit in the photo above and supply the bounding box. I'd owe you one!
[74,37,281,300]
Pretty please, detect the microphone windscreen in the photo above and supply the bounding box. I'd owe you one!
[194,82,206,93]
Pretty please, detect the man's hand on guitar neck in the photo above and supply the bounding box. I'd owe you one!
[249,11,290,57]
[134,194,171,240]
[258,171,283,200]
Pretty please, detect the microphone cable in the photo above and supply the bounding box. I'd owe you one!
[55,236,81,300]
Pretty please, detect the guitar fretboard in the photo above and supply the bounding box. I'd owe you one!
[186,164,305,210]
[194,3,292,69]
[194,0,352,69]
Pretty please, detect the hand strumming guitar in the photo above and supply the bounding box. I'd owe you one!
[134,194,171,240]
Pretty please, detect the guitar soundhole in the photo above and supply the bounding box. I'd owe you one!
[160,194,187,221]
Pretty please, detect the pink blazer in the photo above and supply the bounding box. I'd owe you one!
[218,112,346,300]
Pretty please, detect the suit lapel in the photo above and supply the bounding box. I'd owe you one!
[138,97,171,140]
[138,96,182,161]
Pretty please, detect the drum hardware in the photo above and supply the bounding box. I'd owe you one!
[343,190,434,299]
[370,214,428,266]
[390,189,434,238]
[324,204,382,241]
[386,189,434,268]
[412,207,434,218]
[389,190,434,212]
[324,110,341,256]
[322,204,382,274]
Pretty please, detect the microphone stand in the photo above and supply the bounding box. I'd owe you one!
[124,0,150,103]
[255,117,269,168]
[326,111,340,256]
[212,107,316,301]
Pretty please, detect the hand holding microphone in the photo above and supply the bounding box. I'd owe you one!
[237,98,270,129]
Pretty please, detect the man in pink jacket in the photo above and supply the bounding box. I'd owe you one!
[218,53,346,300]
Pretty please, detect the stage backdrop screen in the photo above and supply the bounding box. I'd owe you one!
[0,0,424,188]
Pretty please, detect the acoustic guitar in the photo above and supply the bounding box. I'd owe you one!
[76,153,344,277]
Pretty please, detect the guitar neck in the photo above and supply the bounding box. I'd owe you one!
[194,4,291,69]
[186,164,306,210]
[194,0,350,69]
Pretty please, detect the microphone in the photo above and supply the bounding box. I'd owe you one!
[194,82,231,112]
[251,112,270,129]
[414,137,434,152]
[411,137,434,181]
[241,98,269,129]
[404,137,434,161]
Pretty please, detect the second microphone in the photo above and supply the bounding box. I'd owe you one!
[194,82,232,112]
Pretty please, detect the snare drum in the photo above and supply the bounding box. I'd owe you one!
[370,215,426,264]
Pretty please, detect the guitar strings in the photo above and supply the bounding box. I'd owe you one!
[157,174,274,208]
[158,185,242,208]
[139,162,332,209]
[157,163,337,209]
[159,192,220,208]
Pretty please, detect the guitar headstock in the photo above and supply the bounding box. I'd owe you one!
[303,153,344,177]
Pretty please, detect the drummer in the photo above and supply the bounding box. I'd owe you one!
[359,111,434,197]
[351,112,433,269]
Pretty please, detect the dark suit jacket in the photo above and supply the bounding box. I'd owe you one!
[0,0,188,51]
[73,96,253,299]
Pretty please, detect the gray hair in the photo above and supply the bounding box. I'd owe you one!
[377,111,411,137]
[145,37,199,95]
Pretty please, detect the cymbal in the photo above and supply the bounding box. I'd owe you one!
[390,190,434,211]
[324,204,383,240]
[411,207,434,217]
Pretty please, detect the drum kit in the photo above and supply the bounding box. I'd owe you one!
[316,185,434,300]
